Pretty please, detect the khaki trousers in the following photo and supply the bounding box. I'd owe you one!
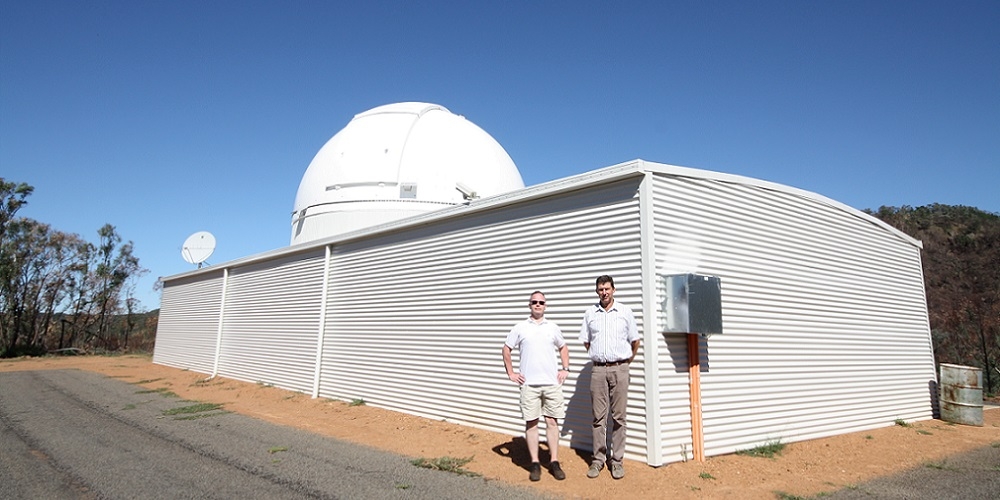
[589,363,629,465]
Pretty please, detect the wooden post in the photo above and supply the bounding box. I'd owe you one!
[688,333,705,462]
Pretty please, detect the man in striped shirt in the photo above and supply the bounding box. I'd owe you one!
[579,275,640,480]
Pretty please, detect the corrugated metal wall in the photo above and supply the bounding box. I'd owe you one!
[215,249,327,394]
[649,173,934,460]
[319,177,650,460]
[153,271,225,373]
[153,162,936,467]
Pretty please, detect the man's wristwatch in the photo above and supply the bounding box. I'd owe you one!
[561,367,570,372]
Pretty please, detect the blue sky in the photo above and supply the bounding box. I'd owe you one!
[2,1,998,310]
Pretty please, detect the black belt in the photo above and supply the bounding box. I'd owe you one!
[593,359,630,367]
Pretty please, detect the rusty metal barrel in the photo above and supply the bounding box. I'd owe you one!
[939,363,983,426]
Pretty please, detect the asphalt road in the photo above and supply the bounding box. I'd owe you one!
[823,443,1000,500]
[0,369,549,500]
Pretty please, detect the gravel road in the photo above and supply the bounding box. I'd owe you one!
[0,369,549,500]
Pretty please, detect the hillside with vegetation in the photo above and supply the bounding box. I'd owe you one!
[868,204,1000,393]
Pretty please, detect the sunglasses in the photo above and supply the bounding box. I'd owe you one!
[530,300,546,305]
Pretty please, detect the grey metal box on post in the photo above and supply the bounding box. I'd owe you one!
[658,274,723,335]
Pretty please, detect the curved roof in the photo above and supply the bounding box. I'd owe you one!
[291,102,524,244]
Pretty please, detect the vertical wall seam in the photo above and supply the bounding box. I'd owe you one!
[312,245,333,397]
[639,168,663,466]
[211,268,230,377]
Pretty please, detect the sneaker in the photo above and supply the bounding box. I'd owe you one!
[529,462,541,482]
[586,461,604,479]
[610,462,625,479]
[550,461,566,480]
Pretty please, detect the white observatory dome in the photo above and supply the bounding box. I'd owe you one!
[291,102,525,244]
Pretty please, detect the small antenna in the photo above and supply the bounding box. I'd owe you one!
[455,182,477,201]
[181,231,216,269]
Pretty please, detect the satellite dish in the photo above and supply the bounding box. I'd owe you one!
[182,231,216,268]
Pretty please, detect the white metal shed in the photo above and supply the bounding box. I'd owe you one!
[154,160,935,466]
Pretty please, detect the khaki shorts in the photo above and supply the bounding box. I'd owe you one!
[519,384,566,421]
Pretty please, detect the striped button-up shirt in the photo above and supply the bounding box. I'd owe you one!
[578,300,640,363]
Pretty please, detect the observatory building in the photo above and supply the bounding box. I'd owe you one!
[291,102,525,244]
[155,102,936,466]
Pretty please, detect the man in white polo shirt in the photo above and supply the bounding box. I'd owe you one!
[502,290,570,482]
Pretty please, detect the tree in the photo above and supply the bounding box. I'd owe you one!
[0,179,33,241]
[91,224,145,349]
[0,178,149,357]
[0,179,36,355]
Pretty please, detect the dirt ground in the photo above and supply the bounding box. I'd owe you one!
[3,354,998,500]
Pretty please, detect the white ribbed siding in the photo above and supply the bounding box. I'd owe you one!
[650,172,934,460]
[648,285,696,464]
[153,271,225,373]
[215,249,326,393]
[319,178,652,461]
[154,160,936,467]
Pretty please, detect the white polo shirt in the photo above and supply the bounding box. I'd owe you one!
[504,317,566,386]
